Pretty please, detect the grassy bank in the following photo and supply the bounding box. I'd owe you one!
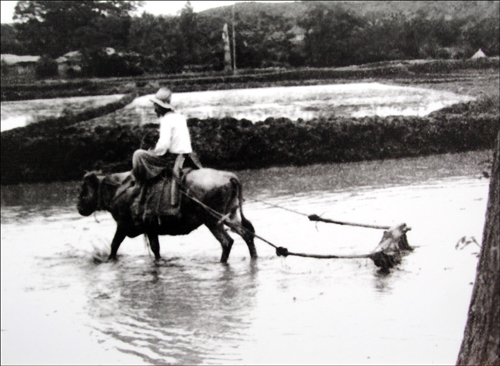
[1,96,498,185]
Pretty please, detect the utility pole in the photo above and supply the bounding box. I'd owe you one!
[222,23,232,72]
[232,3,237,73]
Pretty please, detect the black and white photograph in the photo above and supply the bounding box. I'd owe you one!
[1,1,499,364]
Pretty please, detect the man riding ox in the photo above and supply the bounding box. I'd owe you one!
[130,87,202,222]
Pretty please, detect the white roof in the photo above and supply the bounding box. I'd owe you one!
[471,49,487,59]
[63,50,82,58]
[1,54,40,65]
[56,50,83,64]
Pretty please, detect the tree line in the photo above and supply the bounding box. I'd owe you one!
[1,1,499,78]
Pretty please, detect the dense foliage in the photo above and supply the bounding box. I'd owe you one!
[35,55,58,77]
[10,1,141,58]
[1,1,499,78]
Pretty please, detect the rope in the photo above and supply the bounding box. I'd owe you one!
[247,197,407,231]
[179,188,278,250]
[308,214,393,230]
[133,171,407,267]
[144,165,396,231]
[249,197,310,217]
[273,247,375,260]
[178,187,381,261]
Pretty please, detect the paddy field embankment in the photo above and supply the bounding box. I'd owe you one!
[1,59,498,185]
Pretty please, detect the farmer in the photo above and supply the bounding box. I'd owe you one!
[132,87,201,212]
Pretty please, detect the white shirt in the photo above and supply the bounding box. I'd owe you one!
[153,111,193,155]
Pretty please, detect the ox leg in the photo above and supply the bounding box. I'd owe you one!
[225,212,258,260]
[206,223,234,263]
[241,217,258,259]
[147,233,162,260]
[108,226,127,260]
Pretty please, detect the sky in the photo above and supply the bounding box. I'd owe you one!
[1,1,283,23]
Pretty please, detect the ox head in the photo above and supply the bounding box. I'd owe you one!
[77,171,101,216]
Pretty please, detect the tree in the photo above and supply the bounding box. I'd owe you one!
[129,13,178,71]
[35,55,58,78]
[355,13,407,64]
[179,1,197,64]
[300,3,362,67]
[462,17,500,57]
[196,14,227,71]
[456,130,500,365]
[1,24,25,55]
[13,1,142,57]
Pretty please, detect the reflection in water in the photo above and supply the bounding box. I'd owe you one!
[83,259,259,364]
[373,268,394,293]
[0,150,491,364]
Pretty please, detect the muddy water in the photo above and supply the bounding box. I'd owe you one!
[1,151,491,365]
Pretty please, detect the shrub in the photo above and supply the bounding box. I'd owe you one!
[2,105,498,185]
[1,60,9,77]
[162,54,184,74]
[35,56,58,78]
[82,49,144,78]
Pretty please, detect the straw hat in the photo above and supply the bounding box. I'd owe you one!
[150,87,173,109]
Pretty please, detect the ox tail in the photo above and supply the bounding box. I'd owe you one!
[229,178,255,237]
[143,234,152,255]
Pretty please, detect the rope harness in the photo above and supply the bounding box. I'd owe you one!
[92,175,123,223]
[95,170,412,271]
[176,180,412,269]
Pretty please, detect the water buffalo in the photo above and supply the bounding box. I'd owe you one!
[77,169,257,262]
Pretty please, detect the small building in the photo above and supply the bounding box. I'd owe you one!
[55,48,121,77]
[470,49,487,59]
[1,54,40,77]
[55,50,83,77]
[288,26,305,45]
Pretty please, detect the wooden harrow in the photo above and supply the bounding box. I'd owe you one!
[307,215,413,272]
[265,214,413,273]
[182,190,413,272]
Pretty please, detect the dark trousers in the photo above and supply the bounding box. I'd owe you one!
[132,150,176,182]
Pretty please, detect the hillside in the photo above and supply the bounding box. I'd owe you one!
[199,1,500,69]
[200,1,500,22]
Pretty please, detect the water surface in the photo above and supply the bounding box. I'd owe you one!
[1,150,491,364]
[0,94,124,131]
[129,83,474,124]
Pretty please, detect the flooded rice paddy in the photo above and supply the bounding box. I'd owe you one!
[0,94,124,132]
[1,83,474,132]
[129,83,474,124]
[1,150,491,365]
